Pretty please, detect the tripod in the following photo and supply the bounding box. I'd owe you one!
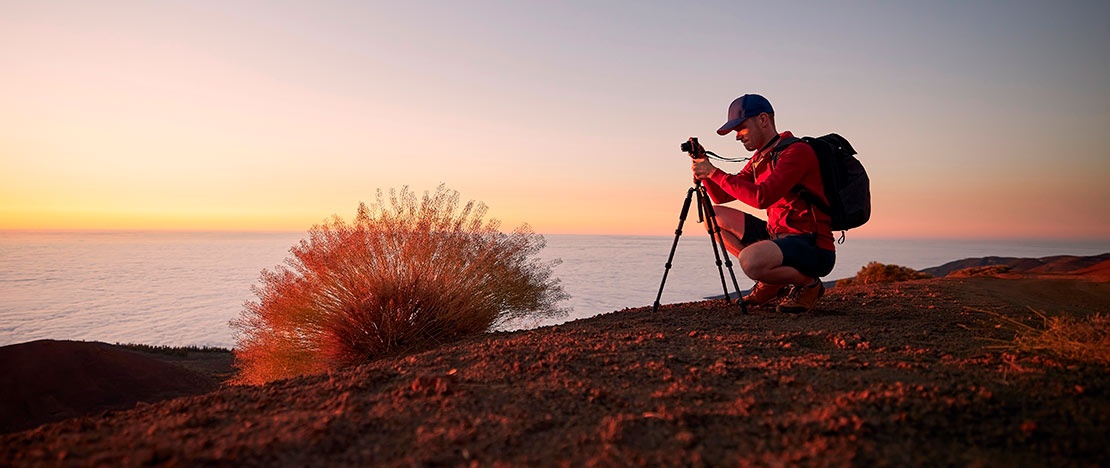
[652,180,747,314]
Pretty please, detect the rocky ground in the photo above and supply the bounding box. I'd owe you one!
[2,268,1109,466]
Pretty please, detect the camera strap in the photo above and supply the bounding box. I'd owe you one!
[769,137,828,235]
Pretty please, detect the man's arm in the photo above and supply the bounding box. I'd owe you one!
[704,143,816,209]
[694,158,755,204]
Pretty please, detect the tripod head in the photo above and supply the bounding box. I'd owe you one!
[681,137,706,158]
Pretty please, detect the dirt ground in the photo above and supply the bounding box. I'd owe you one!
[2,274,1109,466]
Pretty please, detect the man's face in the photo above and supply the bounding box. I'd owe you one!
[734,116,760,151]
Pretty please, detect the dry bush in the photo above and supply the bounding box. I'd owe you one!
[837,261,932,287]
[231,185,568,385]
[981,308,1110,365]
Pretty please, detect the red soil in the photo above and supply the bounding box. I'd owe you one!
[2,274,1108,466]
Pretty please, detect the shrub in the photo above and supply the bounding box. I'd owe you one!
[837,261,931,286]
[231,185,568,385]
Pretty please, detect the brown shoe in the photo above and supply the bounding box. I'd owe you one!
[776,280,825,313]
[742,282,790,306]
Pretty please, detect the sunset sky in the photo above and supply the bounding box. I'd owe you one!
[2,1,1108,239]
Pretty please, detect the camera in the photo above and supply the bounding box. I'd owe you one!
[680,137,705,157]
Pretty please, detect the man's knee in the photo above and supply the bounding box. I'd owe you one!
[738,241,782,278]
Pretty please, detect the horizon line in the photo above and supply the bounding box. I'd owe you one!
[1,228,1109,244]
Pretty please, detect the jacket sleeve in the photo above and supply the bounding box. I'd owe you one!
[701,159,755,204]
[706,143,816,209]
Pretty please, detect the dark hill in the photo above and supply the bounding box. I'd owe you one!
[920,253,1109,277]
[0,340,221,433]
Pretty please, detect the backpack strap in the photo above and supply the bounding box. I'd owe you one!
[768,137,801,164]
[769,137,831,210]
[769,136,838,240]
[768,137,826,208]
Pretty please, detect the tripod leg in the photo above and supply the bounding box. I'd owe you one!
[697,184,748,314]
[695,188,734,303]
[652,187,697,313]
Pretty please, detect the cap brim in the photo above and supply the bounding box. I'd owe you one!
[716,117,744,135]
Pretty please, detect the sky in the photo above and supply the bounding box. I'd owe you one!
[2,0,1109,239]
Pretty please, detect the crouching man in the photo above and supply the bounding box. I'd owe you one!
[691,94,835,313]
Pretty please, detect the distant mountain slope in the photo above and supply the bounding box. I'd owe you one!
[921,253,1110,278]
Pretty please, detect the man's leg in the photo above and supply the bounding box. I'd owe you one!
[710,210,793,306]
[707,205,750,257]
[739,238,829,313]
[737,240,814,285]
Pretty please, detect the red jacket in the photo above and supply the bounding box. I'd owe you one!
[703,131,836,251]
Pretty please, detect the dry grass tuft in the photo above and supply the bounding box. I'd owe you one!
[115,343,230,356]
[949,265,1012,277]
[836,261,932,287]
[230,185,568,385]
[978,308,1110,365]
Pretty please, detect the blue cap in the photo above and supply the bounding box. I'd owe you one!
[716,94,774,135]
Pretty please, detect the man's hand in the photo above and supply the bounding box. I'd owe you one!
[691,157,717,180]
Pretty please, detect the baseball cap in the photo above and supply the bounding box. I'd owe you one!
[716,94,774,135]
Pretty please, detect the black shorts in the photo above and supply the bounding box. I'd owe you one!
[740,213,836,279]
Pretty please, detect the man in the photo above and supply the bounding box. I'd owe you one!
[690,94,835,313]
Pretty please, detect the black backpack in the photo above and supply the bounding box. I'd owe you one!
[771,133,871,238]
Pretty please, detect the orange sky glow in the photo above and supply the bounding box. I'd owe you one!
[2,2,1108,240]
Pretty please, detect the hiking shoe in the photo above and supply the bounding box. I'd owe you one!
[742,282,790,306]
[776,280,825,314]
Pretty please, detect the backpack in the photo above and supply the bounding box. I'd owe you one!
[771,133,871,238]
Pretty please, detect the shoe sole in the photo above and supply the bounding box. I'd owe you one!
[741,296,777,307]
[776,304,811,314]
[743,287,791,307]
[776,286,824,314]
